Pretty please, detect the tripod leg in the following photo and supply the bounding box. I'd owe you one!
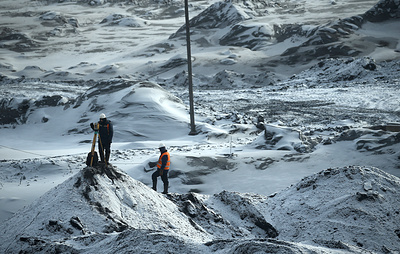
[98,133,107,167]
[90,132,97,167]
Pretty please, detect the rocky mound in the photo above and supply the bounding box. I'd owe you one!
[100,14,149,27]
[0,165,210,253]
[251,124,321,153]
[263,166,400,253]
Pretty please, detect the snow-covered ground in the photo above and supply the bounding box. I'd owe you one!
[1,0,400,253]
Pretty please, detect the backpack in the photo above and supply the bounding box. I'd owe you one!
[86,151,99,167]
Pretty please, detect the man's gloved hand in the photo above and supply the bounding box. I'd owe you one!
[90,123,94,129]
[159,169,163,176]
[148,161,157,168]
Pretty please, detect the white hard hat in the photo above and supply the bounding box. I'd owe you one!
[158,143,166,149]
[99,113,106,119]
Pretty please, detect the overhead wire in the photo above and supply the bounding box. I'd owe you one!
[0,144,46,157]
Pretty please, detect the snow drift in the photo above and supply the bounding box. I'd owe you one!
[0,80,191,142]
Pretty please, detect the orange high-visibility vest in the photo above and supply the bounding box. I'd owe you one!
[157,151,170,170]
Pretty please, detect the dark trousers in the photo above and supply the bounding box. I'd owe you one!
[98,140,111,163]
[152,169,169,192]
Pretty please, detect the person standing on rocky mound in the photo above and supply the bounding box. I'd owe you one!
[152,143,171,194]
[90,113,113,165]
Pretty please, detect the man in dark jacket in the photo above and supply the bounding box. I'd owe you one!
[152,143,171,194]
[90,113,113,164]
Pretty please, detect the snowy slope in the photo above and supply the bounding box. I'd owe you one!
[263,166,400,252]
[0,0,398,81]
[0,166,210,252]
[1,165,399,253]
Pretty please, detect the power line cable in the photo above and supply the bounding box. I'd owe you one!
[0,144,46,157]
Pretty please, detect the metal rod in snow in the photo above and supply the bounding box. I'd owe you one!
[230,136,232,155]
[184,0,196,135]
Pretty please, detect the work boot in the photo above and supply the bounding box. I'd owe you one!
[162,183,168,194]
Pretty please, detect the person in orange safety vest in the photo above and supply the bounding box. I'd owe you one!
[152,143,171,194]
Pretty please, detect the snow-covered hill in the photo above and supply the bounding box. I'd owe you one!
[1,165,399,253]
[0,0,398,81]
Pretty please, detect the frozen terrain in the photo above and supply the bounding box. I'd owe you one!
[0,0,400,253]
[1,165,400,253]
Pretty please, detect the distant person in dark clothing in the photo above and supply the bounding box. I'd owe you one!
[90,113,113,164]
[152,143,171,194]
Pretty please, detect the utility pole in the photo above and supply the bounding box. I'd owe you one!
[184,0,196,135]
